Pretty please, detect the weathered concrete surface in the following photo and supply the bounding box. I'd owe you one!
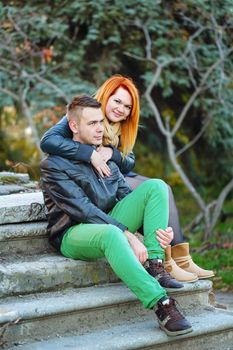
[0,192,46,224]
[0,281,212,323]
[0,281,218,349]
[215,291,233,311]
[0,172,30,183]
[0,222,47,240]
[0,251,212,302]
[0,185,27,195]
[0,254,119,297]
[6,308,233,350]
[0,182,39,195]
[170,279,213,311]
[0,284,150,345]
[0,222,49,255]
[0,190,231,350]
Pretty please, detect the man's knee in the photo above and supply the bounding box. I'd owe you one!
[101,225,125,242]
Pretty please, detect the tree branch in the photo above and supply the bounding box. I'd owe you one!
[172,47,233,136]
[19,87,44,159]
[184,200,216,232]
[175,117,211,157]
[210,178,233,230]
[0,87,19,101]
[165,119,206,210]
[35,74,69,103]
[144,64,167,135]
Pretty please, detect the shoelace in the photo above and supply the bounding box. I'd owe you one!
[163,298,184,321]
[151,261,173,280]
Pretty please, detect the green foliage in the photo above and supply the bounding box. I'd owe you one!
[133,140,165,179]
[0,175,19,184]
[0,0,232,190]
[0,1,232,285]
[192,247,233,290]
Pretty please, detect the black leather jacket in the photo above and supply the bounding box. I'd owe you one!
[40,116,136,174]
[40,155,131,250]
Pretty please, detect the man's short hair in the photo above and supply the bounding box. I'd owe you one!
[67,95,102,121]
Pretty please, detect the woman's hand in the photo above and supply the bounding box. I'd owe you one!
[156,227,174,249]
[124,230,148,264]
[96,146,113,162]
[90,150,112,177]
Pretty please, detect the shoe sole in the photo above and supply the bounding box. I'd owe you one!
[181,270,215,279]
[177,277,199,283]
[163,286,185,292]
[159,323,193,336]
[198,274,215,279]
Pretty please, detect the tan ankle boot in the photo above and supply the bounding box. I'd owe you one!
[171,243,215,279]
[165,245,198,283]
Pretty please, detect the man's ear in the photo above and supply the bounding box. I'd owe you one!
[68,119,79,134]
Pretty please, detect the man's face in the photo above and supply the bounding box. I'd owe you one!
[72,107,104,146]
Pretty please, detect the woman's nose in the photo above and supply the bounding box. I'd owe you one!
[117,104,124,113]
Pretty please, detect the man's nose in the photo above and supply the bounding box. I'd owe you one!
[97,123,104,132]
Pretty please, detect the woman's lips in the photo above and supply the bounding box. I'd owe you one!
[113,112,123,117]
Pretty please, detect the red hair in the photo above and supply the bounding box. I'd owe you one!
[95,74,140,156]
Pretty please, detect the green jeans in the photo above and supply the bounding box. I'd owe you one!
[61,179,168,308]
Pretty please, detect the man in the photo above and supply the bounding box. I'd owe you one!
[40,95,192,337]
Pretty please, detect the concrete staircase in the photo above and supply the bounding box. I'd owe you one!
[0,192,233,350]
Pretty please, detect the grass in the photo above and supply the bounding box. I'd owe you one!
[191,247,233,291]
[173,186,233,291]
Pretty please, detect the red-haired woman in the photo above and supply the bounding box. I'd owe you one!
[40,74,213,282]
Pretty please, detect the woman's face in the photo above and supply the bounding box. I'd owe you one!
[105,87,132,123]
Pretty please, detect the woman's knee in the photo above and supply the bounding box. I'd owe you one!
[167,184,174,196]
[126,175,148,190]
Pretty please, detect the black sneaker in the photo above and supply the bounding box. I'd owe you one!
[155,297,193,336]
[146,259,184,290]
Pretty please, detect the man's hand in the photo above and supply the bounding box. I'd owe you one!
[156,227,174,249]
[90,150,112,177]
[96,146,113,162]
[124,230,148,264]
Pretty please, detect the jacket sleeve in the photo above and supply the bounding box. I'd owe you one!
[115,170,132,200]
[40,116,94,162]
[40,158,127,232]
[110,148,136,174]
[41,116,136,172]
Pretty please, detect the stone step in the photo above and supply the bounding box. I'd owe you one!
[0,281,215,348]
[0,250,212,300]
[0,192,45,224]
[0,172,30,184]
[0,254,119,297]
[5,308,233,350]
[0,185,28,196]
[0,222,51,256]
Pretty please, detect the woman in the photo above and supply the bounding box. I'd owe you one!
[40,74,214,282]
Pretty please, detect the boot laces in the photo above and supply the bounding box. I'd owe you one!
[163,298,184,322]
[151,260,173,281]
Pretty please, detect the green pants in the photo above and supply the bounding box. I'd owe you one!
[61,179,168,309]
